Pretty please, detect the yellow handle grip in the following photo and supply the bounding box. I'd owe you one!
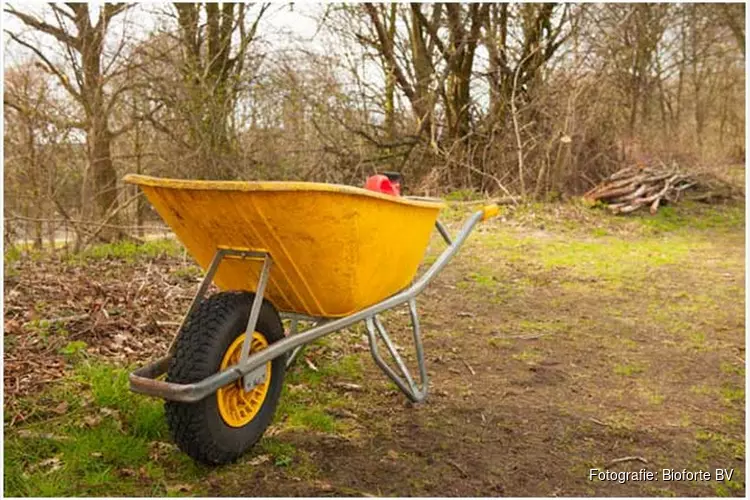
[481,204,500,221]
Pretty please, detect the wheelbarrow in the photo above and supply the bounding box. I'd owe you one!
[124,174,499,465]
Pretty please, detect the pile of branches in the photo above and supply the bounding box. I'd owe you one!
[583,163,740,214]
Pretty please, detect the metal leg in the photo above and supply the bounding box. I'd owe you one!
[365,299,428,403]
[435,220,453,245]
[240,254,274,391]
[285,318,304,368]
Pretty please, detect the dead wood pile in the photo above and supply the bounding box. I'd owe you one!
[583,163,742,215]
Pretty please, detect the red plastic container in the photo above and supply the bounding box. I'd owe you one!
[364,174,399,196]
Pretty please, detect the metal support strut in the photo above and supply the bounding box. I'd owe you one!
[365,298,428,403]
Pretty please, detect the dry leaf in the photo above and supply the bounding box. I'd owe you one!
[304,357,318,372]
[100,407,119,417]
[118,468,136,477]
[332,382,363,392]
[149,441,176,460]
[34,457,63,474]
[248,454,271,466]
[166,483,191,494]
[83,415,102,427]
[313,480,333,491]
[52,401,69,415]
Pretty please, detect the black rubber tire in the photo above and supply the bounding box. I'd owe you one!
[164,291,285,465]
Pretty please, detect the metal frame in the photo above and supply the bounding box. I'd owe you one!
[365,298,428,402]
[130,209,487,403]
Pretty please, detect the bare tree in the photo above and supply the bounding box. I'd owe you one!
[168,2,269,179]
[5,3,146,239]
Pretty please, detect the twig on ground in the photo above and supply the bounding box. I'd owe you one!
[493,332,549,340]
[332,382,364,392]
[447,459,468,477]
[461,358,476,376]
[606,456,649,467]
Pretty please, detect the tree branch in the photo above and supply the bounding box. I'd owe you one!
[4,6,81,50]
[3,31,84,104]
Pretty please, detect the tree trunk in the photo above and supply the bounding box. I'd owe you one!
[90,125,119,231]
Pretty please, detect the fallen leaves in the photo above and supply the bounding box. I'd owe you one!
[325,408,358,420]
[148,441,176,461]
[331,382,364,392]
[29,457,63,475]
[81,415,102,428]
[52,401,69,415]
[166,483,192,494]
[4,250,202,419]
[248,454,271,466]
[304,357,318,372]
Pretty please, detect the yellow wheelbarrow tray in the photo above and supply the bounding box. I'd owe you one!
[125,174,499,465]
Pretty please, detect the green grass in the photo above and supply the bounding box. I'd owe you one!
[3,361,200,496]
[613,363,645,377]
[257,438,297,467]
[720,386,744,405]
[275,353,363,435]
[5,420,153,496]
[720,362,745,376]
[465,270,497,289]
[636,204,745,234]
[444,188,483,202]
[6,238,184,269]
[536,238,690,279]
[487,337,513,349]
[476,222,705,293]
[512,349,544,365]
[59,340,88,357]
[5,348,366,495]
[171,265,202,280]
[71,239,183,264]
[74,362,168,440]
[5,244,23,265]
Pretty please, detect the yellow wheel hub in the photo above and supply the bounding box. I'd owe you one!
[217,332,272,428]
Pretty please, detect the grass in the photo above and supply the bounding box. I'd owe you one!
[512,349,544,365]
[5,244,23,265]
[613,362,645,377]
[257,438,298,467]
[720,362,745,376]
[76,239,183,263]
[719,386,744,405]
[5,238,184,269]
[636,204,745,234]
[171,265,202,280]
[275,352,363,435]
[59,340,88,358]
[443,188,484,202]
[3,360,202,496]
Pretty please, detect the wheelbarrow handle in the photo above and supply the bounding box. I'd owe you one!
[481,204,500,221]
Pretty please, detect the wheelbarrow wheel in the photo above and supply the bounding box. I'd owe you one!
[165,291,285,465]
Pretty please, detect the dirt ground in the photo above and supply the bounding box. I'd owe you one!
[3,201,745,497]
